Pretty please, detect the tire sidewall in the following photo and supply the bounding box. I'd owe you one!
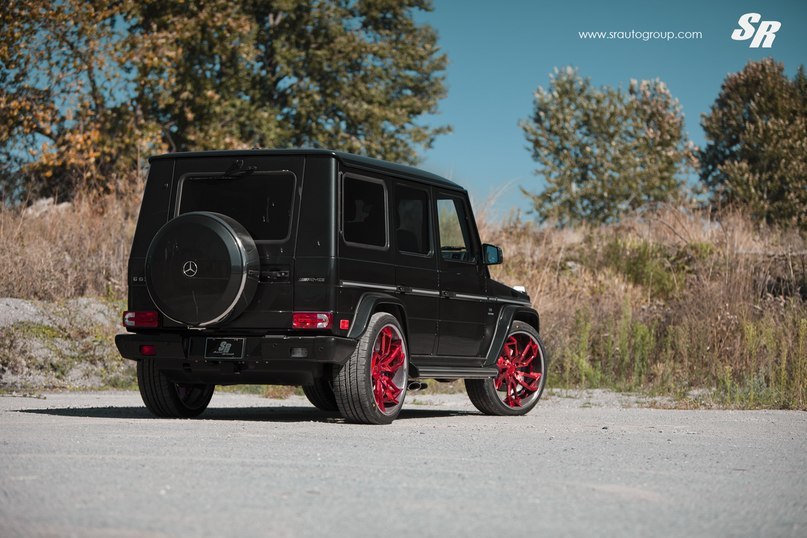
[302,377,339,412]
[136,358,215,418]
[173,382,215,414]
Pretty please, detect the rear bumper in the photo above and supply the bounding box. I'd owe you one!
[115,333,356,365]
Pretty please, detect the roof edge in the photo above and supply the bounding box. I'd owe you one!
[147,148,463,190]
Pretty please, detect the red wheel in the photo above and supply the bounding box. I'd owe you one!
[370,325,407,413]
[494,332,543,408]
[466,321,547,416]
[334,313,409,424]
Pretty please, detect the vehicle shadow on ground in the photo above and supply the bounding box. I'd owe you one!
[17,406,477,423]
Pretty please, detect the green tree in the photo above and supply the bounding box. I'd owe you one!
[1,0,449,200]
[0,0,156,199]
[521,67,694,225]
[700,58,807,229]
[130,0,449,162]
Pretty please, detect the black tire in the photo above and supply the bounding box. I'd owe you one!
[302,377,339,412]
[465,321,547,416]
[137,358,215,418]
[145,211,259,327]
[333,313,408,425]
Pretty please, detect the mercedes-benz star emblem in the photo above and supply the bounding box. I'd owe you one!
[182,260,198,278]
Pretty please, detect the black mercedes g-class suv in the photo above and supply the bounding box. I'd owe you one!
[116,149,547,424]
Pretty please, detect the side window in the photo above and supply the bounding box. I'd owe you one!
[395,185,431,255]
[343,176,388,248]
[436,196,476,263]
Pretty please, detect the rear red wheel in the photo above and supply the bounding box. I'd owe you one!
[466,321,547,416]
[370,325,407,413]
[333,313,408,424]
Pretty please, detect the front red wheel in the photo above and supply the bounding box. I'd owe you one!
[494,332,543,408]
[466,321,547,416]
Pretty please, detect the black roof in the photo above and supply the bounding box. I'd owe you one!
[148,148,463,190]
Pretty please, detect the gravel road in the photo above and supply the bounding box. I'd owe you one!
[0,390,805,537]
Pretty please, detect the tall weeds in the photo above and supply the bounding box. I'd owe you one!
[0,175,144,300]
[484,206,807,409]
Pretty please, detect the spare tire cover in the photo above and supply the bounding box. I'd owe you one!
[145,212,259,327]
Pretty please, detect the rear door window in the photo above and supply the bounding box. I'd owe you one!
[178,172,296,241]
[342,175,388,248]
[395,185,431,256]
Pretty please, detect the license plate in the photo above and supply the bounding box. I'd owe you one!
[204,338,245,359]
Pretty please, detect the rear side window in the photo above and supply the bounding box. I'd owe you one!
[178,172,295,241]
[343,176,387,248]
[395,185,431,255]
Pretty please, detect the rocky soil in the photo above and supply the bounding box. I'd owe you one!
[0,298,134,391]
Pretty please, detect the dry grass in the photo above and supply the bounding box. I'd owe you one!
[1,183,805,408]
[483,206,807,409]
[0,177,143,300]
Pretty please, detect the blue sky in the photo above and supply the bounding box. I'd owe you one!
[414,0,807,218]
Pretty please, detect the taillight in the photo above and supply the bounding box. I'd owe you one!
[139,344,157,356]
[292,312,333,329]
[123,310,159,329]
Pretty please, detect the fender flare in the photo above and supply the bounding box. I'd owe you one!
[346,292,408,339]
[483,304,541,367]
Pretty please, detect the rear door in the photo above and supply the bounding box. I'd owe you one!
[171,155,302,329]
[435,192,490,357]
[336,171,396,322]
[392,182,438,355]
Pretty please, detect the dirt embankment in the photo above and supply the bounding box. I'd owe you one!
[0,298,134,391]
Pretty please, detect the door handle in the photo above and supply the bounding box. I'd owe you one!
[441,290,456,299]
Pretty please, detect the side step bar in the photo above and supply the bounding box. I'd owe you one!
[412,366,498,380]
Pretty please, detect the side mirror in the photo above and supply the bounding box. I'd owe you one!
[483,244,503,265]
